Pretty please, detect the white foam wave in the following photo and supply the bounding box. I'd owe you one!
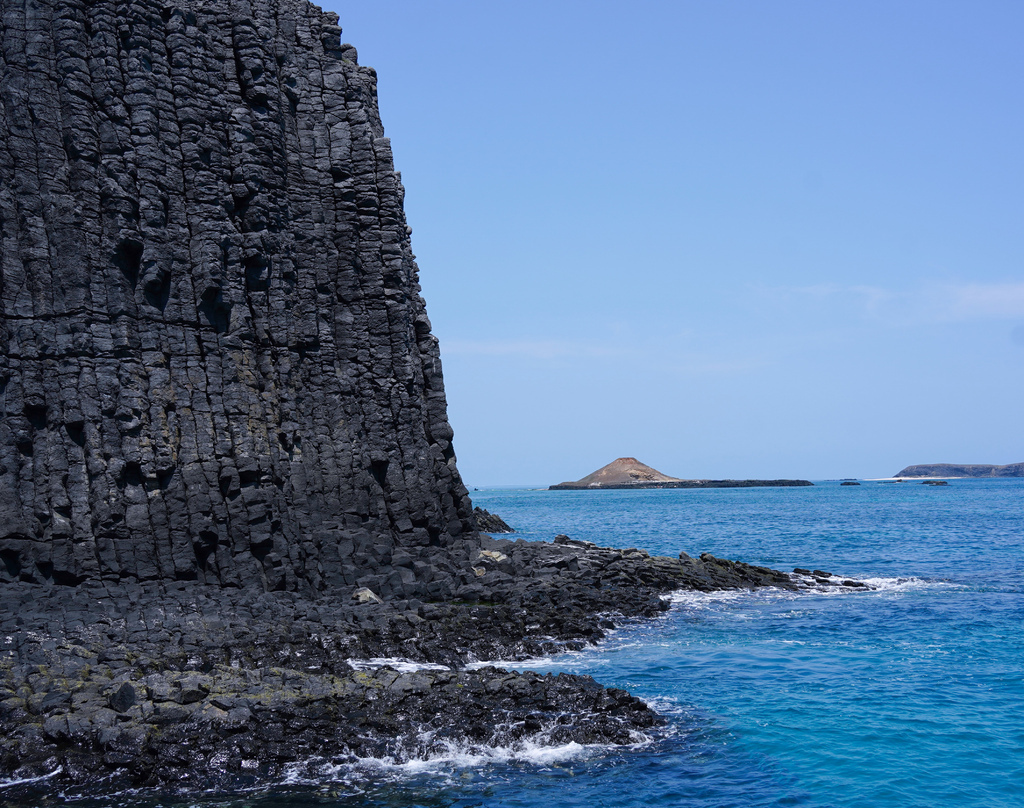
[642,695,685,715]
[788,573,961,595]
[467,634,661,674]
[346,657,451,673]
[281,728,650,786]
[351,738,597,772]
[669,588,750,607]
[0,766,62,789]
[670,575,960,609]
[465,655,561,671]
[858,575,963,592]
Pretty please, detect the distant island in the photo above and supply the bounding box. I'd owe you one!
[895,462,1024,478]
[550,457,814,490]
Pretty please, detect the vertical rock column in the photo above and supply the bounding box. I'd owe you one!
[0,0,476,593]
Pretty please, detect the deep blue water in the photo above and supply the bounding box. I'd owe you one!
[13,480,1024,807]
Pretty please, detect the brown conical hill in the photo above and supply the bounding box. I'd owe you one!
[556,458,682,488]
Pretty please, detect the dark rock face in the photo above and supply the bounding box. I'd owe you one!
[474,506,514,533]
[0,0,475,592]
[894,463,1024,478]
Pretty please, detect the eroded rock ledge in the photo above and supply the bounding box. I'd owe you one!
[474,506,515,534]
[0,538,868,789]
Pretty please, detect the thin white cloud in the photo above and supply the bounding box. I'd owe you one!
[752,283,896,320]
[933,282,1024,320]
[790,283,895,311]
[665,356,772,375]
[761,280,1024,325]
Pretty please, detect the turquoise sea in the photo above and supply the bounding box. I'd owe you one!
[13,479,1024,807]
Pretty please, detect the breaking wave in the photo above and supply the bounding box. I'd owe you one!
[345,657,452,673]
[669,574,961,608]
[0,766,62,789]
[280,724,654,786]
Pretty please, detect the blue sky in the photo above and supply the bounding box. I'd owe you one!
[327,1,1024,485]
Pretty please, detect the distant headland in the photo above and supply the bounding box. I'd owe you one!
[550,458,814,490]
[894,462,1024,478]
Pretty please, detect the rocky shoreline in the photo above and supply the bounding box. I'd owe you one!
[0,534,869,792]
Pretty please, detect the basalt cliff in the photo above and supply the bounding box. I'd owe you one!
[0,0,862,792]
[0,0,475,594]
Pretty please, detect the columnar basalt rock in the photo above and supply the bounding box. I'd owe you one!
[0,0,476,593]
